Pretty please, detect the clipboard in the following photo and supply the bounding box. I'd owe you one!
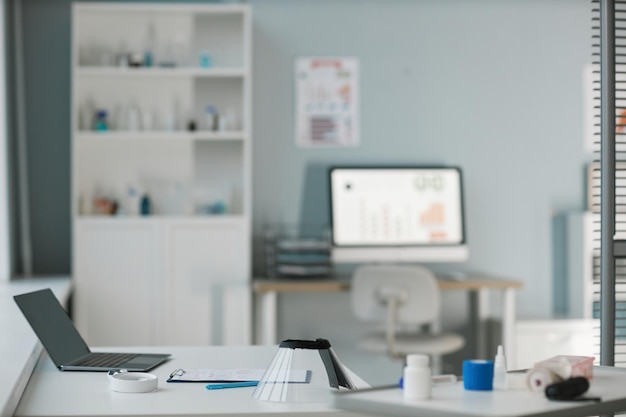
[167,368,311,383]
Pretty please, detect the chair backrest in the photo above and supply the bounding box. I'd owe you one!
[351,264,440,326]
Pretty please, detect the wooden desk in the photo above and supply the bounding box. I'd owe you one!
[253,275,523,363]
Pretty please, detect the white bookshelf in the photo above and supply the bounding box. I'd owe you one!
[71,2,252,347]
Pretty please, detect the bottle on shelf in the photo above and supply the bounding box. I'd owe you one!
[185,108,197,131]
[93,110,109,131]
[218,107,237,132]
[125,184,141,216]
[163,98,181,131]
[110,103,124,131]
[79,98,95,130]
[199,50,212,68]
[173,33,188,67]
[125,101,143,131]
[143,20,156,67]
[158,39,176,68]
[98,43,114,67]
[116,40,130,67]
[129,52,144,68]
[140,194,151,216]
[205,105,218,131]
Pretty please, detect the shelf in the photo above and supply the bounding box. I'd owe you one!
[76,215,246,225]
[76,67,247,78]
[75,131,247,142]
[75,3,248,15]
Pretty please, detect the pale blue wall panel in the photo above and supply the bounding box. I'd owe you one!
[18,0,591,321]
[250,0,591,320]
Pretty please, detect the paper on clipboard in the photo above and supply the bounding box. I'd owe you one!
[167,368,311,383]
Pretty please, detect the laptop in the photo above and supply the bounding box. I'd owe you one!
[14,288,171,372]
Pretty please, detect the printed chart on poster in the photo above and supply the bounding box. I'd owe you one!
[295,57,360,147]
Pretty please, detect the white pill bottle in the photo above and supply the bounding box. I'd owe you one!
[403,354,431,400]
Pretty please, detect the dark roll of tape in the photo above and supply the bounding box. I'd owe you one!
[545,377,590,400]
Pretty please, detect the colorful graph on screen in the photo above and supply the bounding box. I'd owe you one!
[330,168,464,246]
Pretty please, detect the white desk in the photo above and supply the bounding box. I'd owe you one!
[0,277,71,417]
[333,367,626,417]
[15,345,626,417]
[15,345,367,417]
[254,275,523,362]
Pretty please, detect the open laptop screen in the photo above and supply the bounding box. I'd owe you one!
[14,288,90,366]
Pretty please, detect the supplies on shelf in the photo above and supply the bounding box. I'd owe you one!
[78,27,190,69]
[78,98,184,132]
[79,179,195,217]
[264,224,331,278]
[77,99,238,134]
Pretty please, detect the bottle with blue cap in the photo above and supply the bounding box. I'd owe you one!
[403,354,431,400]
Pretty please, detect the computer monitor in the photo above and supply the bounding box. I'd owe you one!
[329,166,468,263]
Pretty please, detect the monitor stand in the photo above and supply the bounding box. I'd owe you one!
[331,245,469,264]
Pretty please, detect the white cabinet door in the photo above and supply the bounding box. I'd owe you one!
[74,221,161,346]
[161,220,250,345]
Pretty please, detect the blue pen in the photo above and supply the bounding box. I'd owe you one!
[205,381,259,390]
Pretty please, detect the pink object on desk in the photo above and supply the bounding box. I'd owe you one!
[533,355,595,379]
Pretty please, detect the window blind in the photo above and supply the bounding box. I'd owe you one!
[591,0,625,366]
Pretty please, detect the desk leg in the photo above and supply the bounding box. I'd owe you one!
[469,289,490,359]
[256,291,277,345]
[431,315,443,374]
[502,287,516,369]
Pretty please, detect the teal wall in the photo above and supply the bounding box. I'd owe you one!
[249,0,592,320]
[17,0,591,321]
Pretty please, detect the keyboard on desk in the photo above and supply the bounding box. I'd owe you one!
[72,352,139,368]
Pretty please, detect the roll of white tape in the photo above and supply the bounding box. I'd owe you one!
[546,357,573,380]
[526,367,561,394]
[108,369,158,393]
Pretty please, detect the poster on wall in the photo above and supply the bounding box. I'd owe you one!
[295,57,360,147]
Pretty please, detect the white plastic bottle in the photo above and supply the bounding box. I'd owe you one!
[493,344,507,390]
[403,354,431,400]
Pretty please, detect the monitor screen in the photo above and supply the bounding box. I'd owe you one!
[329,166,468,263]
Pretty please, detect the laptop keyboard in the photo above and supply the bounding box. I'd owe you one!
[75,352,139,368]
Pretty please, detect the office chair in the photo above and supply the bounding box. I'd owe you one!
[350,264,465,373]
